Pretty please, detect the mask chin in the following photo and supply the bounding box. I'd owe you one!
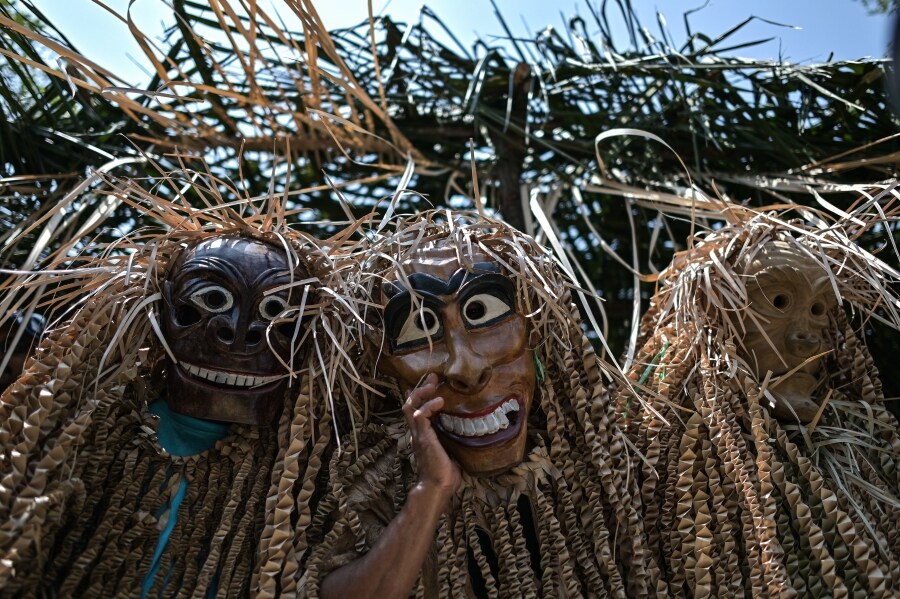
[768,372,821,423]
[442,425,528,476]
[166,362,286,425]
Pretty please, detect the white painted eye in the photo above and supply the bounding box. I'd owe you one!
[395,306,441,347]
[461,293,512,327]
[189,285,234,313]
[259,296,289,320]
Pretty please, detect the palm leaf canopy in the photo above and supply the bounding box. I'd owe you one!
[1,0,898,396]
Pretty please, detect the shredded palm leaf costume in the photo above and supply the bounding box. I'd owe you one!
[621,202,900,597]
[306,211,662,599]
[0,170,362,597]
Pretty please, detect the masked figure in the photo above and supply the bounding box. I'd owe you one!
[620,209,900,597]
[162,235,305,425]
[0,175,358,597]
[306,211,661,599]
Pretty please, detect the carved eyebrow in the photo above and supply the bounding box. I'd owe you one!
[471,261,500,273]
[174,256,243,282]
[250,268,296,289]
[383,262,500,298]
[175,257,292,290]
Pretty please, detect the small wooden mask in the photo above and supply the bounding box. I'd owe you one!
[162,235,310,425]
[739,241,837,422]
[378,242,536,476]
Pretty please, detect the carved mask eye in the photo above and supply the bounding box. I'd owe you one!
[770,292,792,311]
[810,300,827,317]
[395,306,442,350]
[461,293,513,328]
[189,285,234,313]
[259,295,289,320]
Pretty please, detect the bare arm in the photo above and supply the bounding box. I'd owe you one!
[320,373,461,599]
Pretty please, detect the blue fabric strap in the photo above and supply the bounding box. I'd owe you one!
[140,400,230,598]
[140,476,188,599]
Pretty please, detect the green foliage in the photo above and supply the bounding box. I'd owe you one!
[856,0,899,14]
[325,3,900,362]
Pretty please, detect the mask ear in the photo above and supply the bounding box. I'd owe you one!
[375,351,402,382]
[161,279,178,325]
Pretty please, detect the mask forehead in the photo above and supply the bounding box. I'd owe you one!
[742,241,832,288]
[399,239,493,280]
[741,243,837,318]
[173,236,293,286]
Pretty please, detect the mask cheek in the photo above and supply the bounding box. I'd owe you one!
[469,315,528,364]
[164,306,203,342]
[265,332,294,365]
[378,349,447,395]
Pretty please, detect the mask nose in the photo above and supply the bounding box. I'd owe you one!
[442,329,492,395]
[786,327,822,358]
[208,314,268,354]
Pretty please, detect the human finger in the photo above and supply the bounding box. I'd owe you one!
[403,373,439,418]
[408,395,442,438]
[412,396,445,430]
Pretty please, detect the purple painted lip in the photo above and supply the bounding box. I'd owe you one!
[436,396,524,448]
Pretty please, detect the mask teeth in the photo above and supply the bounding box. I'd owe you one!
[182,363,281,387]
[439,398,518,437]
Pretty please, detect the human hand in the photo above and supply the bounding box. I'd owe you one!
[402,373,461,499]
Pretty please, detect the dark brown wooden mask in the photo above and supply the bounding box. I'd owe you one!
[162,235,311,425]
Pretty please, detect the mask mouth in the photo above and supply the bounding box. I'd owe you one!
[770,371,819,395]
[436,396,524,448]
[769,371,823,422]
[176,362,285,390]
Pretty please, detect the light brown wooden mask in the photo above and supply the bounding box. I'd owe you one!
[378,242,536,476]
[739,241,837,422]
[162,235,310,425]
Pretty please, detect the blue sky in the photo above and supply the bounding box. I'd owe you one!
[38,0,893,86]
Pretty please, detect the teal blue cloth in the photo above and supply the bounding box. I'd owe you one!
[141,476,188,599]
[149,399,231,457]
[140,400,230,599]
